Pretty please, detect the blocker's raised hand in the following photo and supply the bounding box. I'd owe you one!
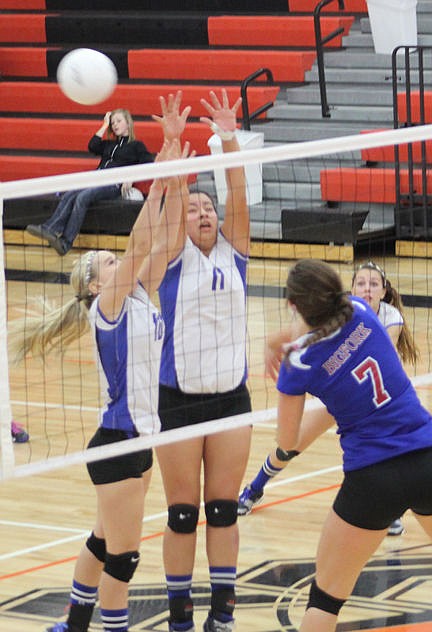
[152,90,192,141]
[200,88,241,138]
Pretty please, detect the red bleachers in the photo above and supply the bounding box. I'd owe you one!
[360,130,432,164]
[0,118,214,159]
[0,47,315,83]
[0,0,45,7]
[0,15,49,43]
[289,0,367,12]
[0,47,51,76]
[207,16,354,47]
[320,167,432,204]
[0,155,98,181]
[0,82,279,120]
[128,49,316,83]
[397,91,432,124]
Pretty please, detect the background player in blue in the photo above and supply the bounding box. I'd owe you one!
[238,260,419,537]
[154,90,252,632]
[272,259,432,632]
[9,138,190,632]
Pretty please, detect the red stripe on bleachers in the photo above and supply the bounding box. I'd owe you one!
[397,91,432,124]
[0,156,98,181]
[208,16,354,47]
[0,82,279,120]
[0,156,194,193]
[0,15,48,43]
[320,167,432,204]
[360,129,432,163]
[0,0,45,6]
[289,0,367,11]
[128,49,316,82]
[0,118,214,156]
[361,142,432,164]
[0,47,50,77]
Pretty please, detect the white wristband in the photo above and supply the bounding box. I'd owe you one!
[210,122,236,141]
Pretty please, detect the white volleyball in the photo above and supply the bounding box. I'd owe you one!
[57,48,118,105]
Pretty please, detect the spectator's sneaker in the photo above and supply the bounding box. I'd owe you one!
[238,485,263,516]
[26,224,68,256]
[26,224,56,242]
[46,623,68,632]
[387,519,404,536]
[11,420,29,443]
[48,235,69,256]
[203,616,235,632]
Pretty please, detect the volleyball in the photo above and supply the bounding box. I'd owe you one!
[56,48,118,105]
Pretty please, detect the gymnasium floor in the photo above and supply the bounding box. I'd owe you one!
[1,243,432,631]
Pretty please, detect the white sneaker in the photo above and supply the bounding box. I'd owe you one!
[387,519,404,536]
[237,485,263,516]
[203,616,235,631]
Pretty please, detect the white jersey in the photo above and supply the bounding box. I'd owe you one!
[159,233,248,394]
[88,282,164,436]
[377,301,403,329]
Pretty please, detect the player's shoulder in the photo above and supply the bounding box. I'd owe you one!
[378,301,403,323]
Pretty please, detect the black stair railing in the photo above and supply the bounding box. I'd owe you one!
[393,45,432,240]
[314,0,346,117]
[240,67,276,131]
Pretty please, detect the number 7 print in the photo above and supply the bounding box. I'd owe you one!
[351,356,391,408]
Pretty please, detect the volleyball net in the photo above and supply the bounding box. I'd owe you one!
[2,123,432,480]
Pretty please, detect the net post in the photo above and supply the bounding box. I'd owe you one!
[0,193,15,479]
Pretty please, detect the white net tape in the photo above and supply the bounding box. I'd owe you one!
[2,123,432,480]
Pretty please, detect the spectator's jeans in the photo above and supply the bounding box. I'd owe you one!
[43,184,121,249]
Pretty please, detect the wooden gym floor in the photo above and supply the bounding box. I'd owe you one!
[1,242,432,631]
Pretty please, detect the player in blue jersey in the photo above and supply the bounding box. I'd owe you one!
[153,90,252,632]
[272,259,432,632]
[239,261,419,536]
[9,138,190,632]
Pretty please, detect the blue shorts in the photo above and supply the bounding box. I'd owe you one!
[333,447,432,529]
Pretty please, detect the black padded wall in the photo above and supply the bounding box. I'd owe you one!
[46,49,128,79]
[46,0,289,12]
[45,14,209,46]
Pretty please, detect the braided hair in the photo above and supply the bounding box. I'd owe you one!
[285,259,353,359]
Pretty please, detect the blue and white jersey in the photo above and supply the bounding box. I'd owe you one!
[88,283,164,437]
[158,232,248,394]
[277,297,432,472]
[378,300,403,329]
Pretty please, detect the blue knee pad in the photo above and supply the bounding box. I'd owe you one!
[168,504,199,534]
[205,500,238,527]
[104,550,140,583]
[307,579,346,615]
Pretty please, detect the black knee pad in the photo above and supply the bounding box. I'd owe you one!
[276,447,300,462]
[307,579,346,615]
[85,531,106,563]
[205,499,238,527]
[104,550,140,583]
[169,596,194,623]
[168,504,199,534]
[211,588,236,617]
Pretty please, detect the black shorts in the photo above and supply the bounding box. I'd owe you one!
[86,427,153,485]
[158,383,251,431]
[333,446,432,530]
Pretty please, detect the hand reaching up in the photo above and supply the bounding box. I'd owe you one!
[152,91,192,141]
[200,89,241,139]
